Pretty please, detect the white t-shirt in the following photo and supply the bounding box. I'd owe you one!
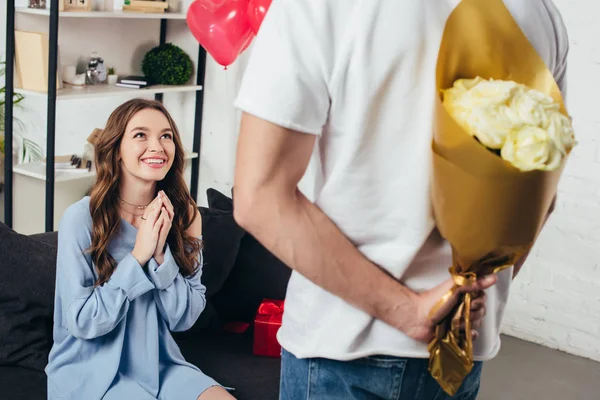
[234,0,569,361]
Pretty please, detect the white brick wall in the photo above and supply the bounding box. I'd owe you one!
[501,0,600,362]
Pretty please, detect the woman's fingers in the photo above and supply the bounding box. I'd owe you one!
[154,209,168,234]
[160,191,175,220]
[142,196,162,220]
[148,200,163,226]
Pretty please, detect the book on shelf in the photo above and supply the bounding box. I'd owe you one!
[42,155,93,172]
[116,75,152,89]
[123,0,168,13]
[115,82,148,89]
[119,75,149,85]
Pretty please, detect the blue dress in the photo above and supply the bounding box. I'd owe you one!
[45,197,221,400]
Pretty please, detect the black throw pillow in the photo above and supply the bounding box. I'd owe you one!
[207,188,293,323]
[207,187,234,211]
[0,222,57,371]
[198,205,246,298]
[183,189,246,334]
[212,233,292,323]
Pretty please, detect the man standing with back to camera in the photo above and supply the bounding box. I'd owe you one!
[232,0,568,398]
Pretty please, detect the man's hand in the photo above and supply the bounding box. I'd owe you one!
[405,275,497,343]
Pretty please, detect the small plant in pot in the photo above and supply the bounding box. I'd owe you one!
[106,66,118,85]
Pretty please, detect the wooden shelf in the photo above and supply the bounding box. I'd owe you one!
[16,7,188,20]
[14,163,95,183]
[14,152,199,182]
[15,83,203,100]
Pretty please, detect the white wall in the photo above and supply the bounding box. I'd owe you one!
[1,0,599,361]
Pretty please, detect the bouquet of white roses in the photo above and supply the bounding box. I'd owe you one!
[443,76,576,172]
[426,0,576,395]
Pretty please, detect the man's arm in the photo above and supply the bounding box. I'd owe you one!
[233,113,496,342]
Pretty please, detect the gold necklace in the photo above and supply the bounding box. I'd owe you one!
[117,196,149,210]
[119,207,144,217]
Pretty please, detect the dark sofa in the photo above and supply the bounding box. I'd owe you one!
[0,189,291,400]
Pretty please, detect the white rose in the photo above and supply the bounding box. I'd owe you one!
[442,77,576,170]
[500,126,562,172]
[545,112,576,156]
[444,78,519,149]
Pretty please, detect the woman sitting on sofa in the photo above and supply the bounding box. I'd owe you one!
[45,99,234,400]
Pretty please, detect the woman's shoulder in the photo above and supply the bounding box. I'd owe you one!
[186,204,202,238]
[59,196,93,233]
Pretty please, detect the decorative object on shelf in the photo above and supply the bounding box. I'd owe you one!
[14,31,64,92]
[87,128,102,147]
[62,65,77,84]
[64,0,92,11]
[166,0,182,13]
[187,0,272,68]
[106,66,118,85]
[28,0,47,9]
[85,52,107,85]
[141,43,192,85]
[123,0,168,13]
[42,154,93,172]
[71,73,87,87]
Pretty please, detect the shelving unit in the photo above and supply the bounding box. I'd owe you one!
[3,1,208,232]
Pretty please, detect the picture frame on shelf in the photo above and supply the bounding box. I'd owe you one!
[26,0,65,10]
[14,31,64,93]
[64,0,92,12]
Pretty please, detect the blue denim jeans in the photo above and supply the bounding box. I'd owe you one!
[280,348,483,400]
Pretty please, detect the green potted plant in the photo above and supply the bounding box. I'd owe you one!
[1,61,43,185]
[106,66,118,85]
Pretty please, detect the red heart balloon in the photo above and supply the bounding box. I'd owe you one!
[187,0,254,67]
[247,0,272,34]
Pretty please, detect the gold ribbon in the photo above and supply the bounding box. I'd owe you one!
[427,266,477,396]
[427,261,515,396]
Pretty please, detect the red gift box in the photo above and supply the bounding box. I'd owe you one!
[253,299,284,357]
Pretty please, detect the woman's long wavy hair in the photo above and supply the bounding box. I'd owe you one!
[88,98,201,286]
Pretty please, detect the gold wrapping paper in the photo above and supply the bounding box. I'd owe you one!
[429,0,573,395]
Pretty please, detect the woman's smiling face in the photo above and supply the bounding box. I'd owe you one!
[119,108,176,183]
